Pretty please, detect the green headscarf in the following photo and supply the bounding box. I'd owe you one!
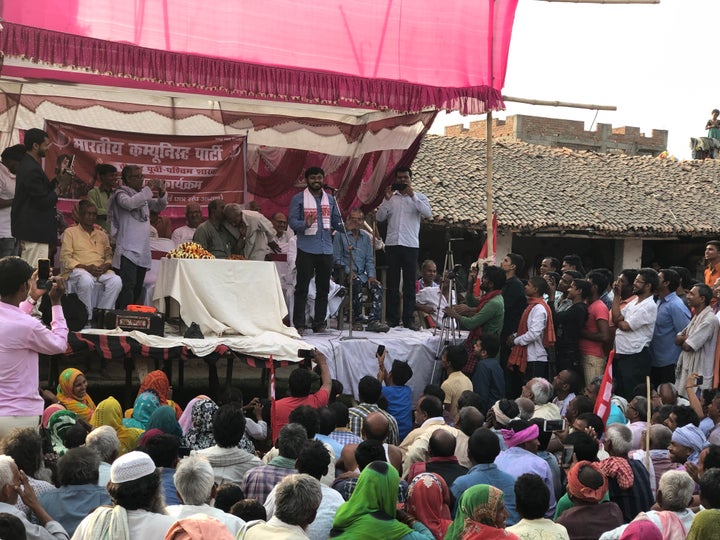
[145,405,183,438]
[687,509,720,540]
[330,461,412,539]
[48,410,77,456]
[444,484,505,540]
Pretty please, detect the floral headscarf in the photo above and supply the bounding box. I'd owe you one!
[405,472,452,540]
[182,399,217,450]
[122,392,160,430]
[178,395,209,435]
[56,368,96,422]
[48,410,77,456]
[445,484,507,540]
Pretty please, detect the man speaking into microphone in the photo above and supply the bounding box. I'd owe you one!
[288,167,343,334]
[376,167,432,330]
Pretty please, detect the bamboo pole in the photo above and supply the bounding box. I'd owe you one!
[486,110,494,261]
[502,95,617,111]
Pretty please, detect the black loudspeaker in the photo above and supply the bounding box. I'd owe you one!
[98,309,165,336]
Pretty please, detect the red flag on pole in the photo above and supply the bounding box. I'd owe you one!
[594,350,614,425]
[474,212,497,296]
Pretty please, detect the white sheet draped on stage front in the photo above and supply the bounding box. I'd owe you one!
[304,328,448,407]
[153,259,303,357]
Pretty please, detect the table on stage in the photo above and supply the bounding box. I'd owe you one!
[153,258,299,339]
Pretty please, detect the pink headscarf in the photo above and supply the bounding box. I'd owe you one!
[619,520,662,540]
[501,424,539,448]
[178,395,209,435]
[42,404,66,429]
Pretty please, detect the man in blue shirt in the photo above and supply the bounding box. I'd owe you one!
[376,167,432,330]
[333,208,388,333]
[650,268,691,388]
[450,427,519,524]
[288,167,343,333]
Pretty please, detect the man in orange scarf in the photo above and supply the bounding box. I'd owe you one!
[507,276,556,389]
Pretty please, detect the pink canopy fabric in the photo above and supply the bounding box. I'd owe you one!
[1,0,518,114]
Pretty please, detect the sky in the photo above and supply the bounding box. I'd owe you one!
[430,0,717,161]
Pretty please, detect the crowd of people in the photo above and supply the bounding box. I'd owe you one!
[4,128,720,538]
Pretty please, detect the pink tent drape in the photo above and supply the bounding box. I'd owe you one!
[0,0,518,114]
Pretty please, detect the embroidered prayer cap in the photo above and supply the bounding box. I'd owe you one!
[110,450,156,484]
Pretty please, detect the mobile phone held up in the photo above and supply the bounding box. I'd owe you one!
[391,182,407,192]
[36,258,51,289]
[561,444,574,467]
[695,375,704,386]
[543,418,566,432]
[377,345,385,357]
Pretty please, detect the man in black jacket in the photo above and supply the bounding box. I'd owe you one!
[11,128,58,267]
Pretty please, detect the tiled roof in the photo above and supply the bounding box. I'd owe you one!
[412,134,720,237]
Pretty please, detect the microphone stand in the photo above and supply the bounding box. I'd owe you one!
[337,212,366,342]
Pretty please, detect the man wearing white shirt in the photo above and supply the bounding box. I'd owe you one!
[376,167,432,330]
[612,268,659,400]
[171,202,203,247]
[166,455,245,536]
[0,145,24,257]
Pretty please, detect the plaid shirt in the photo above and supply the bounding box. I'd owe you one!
[241,457,296,505]
[333,476,408,503]
[330,429,363,447]
[348,403,399,445]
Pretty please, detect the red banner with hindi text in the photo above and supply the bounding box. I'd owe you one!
[44,122,246,209]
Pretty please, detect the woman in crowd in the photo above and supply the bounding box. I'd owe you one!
[178,395,209,435]
[618,520,662,540]
[122,391,160,430]
[91,396,144,455]
[405,472,452,540]
[55,367,96,422]
[135,370,182,418]
[445,484,518,540]
[330,460,434,539]
[47,409,77,456]
[182,398,218,451]
[146,405,183,438]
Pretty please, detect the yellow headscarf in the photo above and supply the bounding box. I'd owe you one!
[56,368,96,422]
[91,396,143,456]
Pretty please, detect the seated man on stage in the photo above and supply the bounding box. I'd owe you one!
[333,208,388,333]
[61,200,122,321]
[171,202,203,247]
[192,199,242,259]
[415,259,451,328]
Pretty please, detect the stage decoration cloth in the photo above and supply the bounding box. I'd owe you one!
[304,327,446,406]
[1,1,518,114]
[153,258,297,338]
[67,328,307,364]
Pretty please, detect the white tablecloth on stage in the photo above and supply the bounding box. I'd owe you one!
[303,328,447,407]
[153,258,299,339]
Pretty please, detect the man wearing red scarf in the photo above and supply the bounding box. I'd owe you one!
[507,276,556,387]
[445,265,505,375]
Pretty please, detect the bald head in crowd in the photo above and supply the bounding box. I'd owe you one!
[363,412,390,442]
[428,429,456,458]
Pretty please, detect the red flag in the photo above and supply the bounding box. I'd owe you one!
[594,350,614,424]
[474,212,497,296]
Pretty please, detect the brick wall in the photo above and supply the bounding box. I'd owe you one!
[444,114,668,156]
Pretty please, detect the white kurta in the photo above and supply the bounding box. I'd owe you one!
[676,307,719,396]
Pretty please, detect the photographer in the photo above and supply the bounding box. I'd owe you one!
[0,256,67,437]
[106,165,167,308]
[376,167,432,331]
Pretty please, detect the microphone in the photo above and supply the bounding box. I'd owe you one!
[323,184,338,193]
